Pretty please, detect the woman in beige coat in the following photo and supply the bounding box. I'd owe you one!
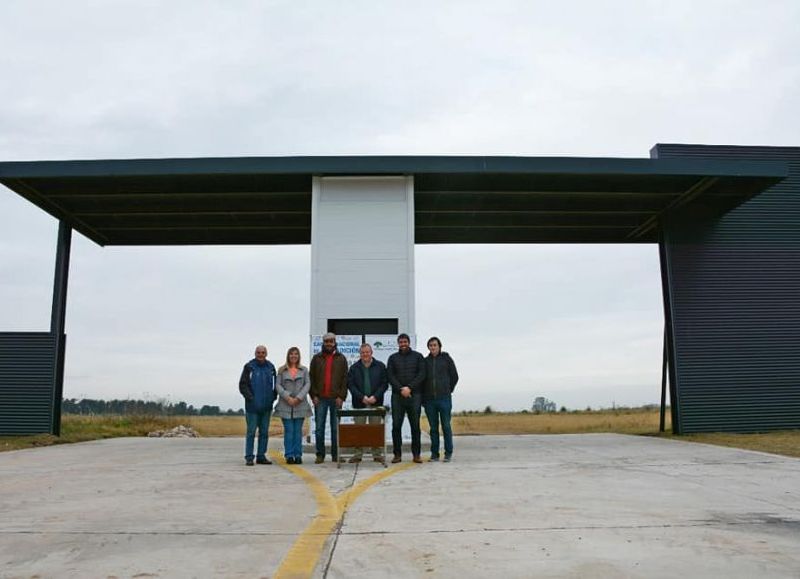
[274,347,312,464]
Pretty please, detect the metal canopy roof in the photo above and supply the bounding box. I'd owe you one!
[0,154,787,245]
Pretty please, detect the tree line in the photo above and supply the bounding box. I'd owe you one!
[62,398,243,416]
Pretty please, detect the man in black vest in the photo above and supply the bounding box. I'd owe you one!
[386,333,425,463]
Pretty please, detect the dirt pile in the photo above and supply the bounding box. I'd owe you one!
[147,425,199,438]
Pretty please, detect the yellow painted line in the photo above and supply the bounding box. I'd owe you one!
[270,451,416,579]
[336,461,415,512]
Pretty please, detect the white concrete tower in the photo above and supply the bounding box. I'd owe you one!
[309,176,415,338]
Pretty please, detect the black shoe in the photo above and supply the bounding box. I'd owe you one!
[256,457,272,465]
[246,459,254,466]
[315,455,324,464]
[331,455,339,463]
[286,457,295,464]
[296,457,303,464]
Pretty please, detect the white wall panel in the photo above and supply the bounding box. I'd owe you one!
[310,176,415,336]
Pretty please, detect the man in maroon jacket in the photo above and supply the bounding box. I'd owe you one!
[309,333,349,463]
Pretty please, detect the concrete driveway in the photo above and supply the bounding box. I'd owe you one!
[1,434,798,578]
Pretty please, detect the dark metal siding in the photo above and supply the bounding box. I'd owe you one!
[0,333,57,435]
[654,144,800,433]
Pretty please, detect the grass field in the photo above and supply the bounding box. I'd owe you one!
[2,410,798,459]
[439,408,668,435]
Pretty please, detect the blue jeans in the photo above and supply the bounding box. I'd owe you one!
[424,397,453,458]
[282,417,304,459]
[314,398,339,458]
[245,410,271,460]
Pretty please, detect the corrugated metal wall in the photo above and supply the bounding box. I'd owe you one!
[654,144,800,433]
[0,332,57,435]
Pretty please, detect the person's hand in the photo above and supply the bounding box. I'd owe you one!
[335,397,343,408]
[362,396,370,405]
[367,396,377,405]
[312,396,319,406]
[289,397,298,407]
[400,386,411,398]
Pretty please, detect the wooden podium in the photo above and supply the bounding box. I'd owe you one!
[337,407,388,468]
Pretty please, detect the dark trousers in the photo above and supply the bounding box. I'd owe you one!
[391,393,421,457]
[424,396,453,458]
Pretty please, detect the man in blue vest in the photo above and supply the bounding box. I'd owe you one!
[238,344,277,466]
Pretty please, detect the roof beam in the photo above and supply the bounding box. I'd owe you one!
[626,176,719,240]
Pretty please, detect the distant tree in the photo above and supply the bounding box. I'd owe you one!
[483,405,493,414]
[559,406,567,413]
[61,397,216,416]
[199,405,221,416]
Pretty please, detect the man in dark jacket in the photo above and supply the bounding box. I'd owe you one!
[422,336,459,462]
[347,343,388,462]
[238,344,277,466]
[386,333,425,463]
[309,333,349,463]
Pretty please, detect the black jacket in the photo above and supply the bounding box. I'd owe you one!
[422,352,459,400]
[387,349,426,396]
[347,359,389,408]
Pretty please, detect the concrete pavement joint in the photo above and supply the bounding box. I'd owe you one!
[336,519,800,535]
[2,517,792,539]
[320,463,359,578]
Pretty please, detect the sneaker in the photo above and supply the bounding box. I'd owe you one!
[315,455,324,464]
[413,455,423,464]
[286,457,295,464]
[430,456,440,462]
[443,455,452,462]
[348,456,362,463]
[256,457,272,465]
[246,459,254,466]
[391,456,402,464]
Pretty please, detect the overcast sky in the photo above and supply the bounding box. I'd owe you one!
[1,1,798,411]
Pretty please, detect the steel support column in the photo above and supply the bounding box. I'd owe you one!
[50,221,71,436]
[657,230,680,434]
[659,327,668,433]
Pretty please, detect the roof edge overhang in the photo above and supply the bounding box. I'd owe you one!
[0,154,789,179]
[0,154,789,247]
